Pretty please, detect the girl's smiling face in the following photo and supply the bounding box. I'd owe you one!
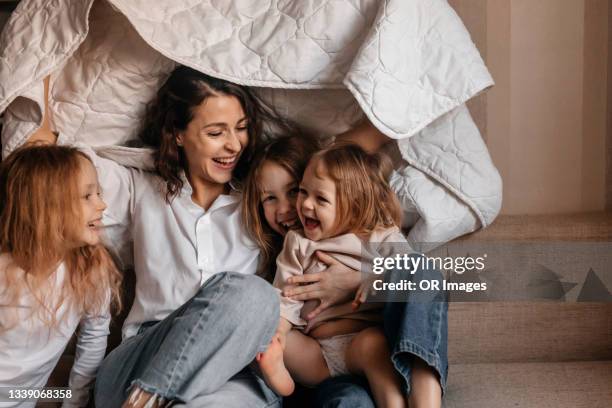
[76,157,107,247]
[259,161,300,236]
[297,159,338,241]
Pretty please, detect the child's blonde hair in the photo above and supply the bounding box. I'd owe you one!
[0,144,122,331]
[242,134,323,280]
[310,143,401,236]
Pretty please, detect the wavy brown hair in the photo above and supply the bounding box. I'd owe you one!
[311,143,402,236]
[242,134,324,280]
[139,66,289,202]
[0,145,122,331]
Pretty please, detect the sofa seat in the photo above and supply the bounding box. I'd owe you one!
[444,360,612,408]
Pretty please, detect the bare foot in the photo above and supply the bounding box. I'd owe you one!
[256,334,295,396]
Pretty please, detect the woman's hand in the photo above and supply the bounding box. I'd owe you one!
[334,118,391,153]
[282,251,362,320]
[28,76,58,145]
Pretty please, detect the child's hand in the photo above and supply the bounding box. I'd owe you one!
[352,282,368,310]
[351,274,377,310]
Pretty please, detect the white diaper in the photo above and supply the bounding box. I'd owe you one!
[317,333,357,377]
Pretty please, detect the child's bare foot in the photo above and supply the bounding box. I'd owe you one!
[256,334,295,396]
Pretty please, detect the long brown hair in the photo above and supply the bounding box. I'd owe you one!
[311,143,401,236]
[0,145,122,331]
[139,66,289,202]
[242,134,324,280]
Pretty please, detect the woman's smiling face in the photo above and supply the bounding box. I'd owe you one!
[177,94,248,185]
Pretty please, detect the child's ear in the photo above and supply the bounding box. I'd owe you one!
[176,132,184,147]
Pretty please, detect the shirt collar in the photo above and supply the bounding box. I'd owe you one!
[179,172,241,210]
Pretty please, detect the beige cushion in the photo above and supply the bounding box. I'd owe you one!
[449,302,612,363]
[444,360,612,408]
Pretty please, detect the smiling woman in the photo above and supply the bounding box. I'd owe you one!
[176,95,248,206]
[138,66,263,209]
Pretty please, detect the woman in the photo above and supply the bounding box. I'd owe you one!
[29,68,446,407]
[27,67,283,408]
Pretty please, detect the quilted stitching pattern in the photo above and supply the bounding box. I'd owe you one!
[0,0,92,113]
[0,0,502,244]
[397,105,502,228]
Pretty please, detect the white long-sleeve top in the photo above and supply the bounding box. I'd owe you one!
[0,254,110,408]
[72,144,260,339]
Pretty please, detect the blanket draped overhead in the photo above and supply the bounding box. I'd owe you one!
[0,0,502,247]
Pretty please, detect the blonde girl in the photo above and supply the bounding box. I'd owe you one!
[0,145,122,408]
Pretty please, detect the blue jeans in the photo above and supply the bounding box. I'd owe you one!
[314,262,449,407]
[94,272,280,408]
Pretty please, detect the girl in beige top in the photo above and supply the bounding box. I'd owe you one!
[251,142,409,408]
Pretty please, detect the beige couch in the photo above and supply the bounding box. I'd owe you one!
[43,213,612,407]
[445,213,612,408]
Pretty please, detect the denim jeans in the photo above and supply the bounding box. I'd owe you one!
[94,272,280,408]
[314,260,449,407]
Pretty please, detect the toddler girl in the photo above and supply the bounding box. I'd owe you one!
[0,145,122,407]
[250,142,408,407]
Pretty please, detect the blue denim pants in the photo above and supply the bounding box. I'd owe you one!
[94,272,281,408]
[314,262,449,407]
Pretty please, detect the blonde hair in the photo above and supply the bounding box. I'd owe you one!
[311,143,401,236]
[242,134,323,280]
[0,145,122,331]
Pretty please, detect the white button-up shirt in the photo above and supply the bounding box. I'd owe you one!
[82,147,260,339]
[0,255,110,408]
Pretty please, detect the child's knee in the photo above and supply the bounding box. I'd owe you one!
[353,327,387,352]
[347,327,389,365]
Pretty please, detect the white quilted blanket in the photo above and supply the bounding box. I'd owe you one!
[0,0,502,247]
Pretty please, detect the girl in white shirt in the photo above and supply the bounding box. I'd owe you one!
[0,145,122,408]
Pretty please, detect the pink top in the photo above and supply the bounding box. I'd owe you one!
[273,226,407,333]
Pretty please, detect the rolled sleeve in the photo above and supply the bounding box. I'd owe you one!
[62,308,111,408]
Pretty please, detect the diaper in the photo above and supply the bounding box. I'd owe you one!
[317,333,357,377]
